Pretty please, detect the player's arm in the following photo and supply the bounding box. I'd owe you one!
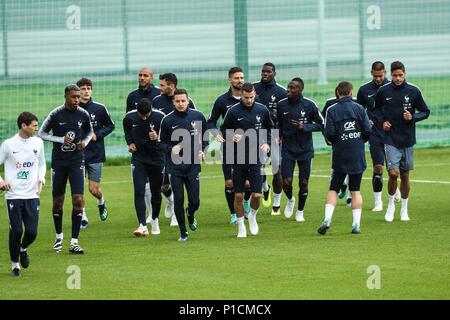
[38,112,64,143]
[261,108,274,153]
[95,107,116,139]
[126,94,133,113]
[324,110,337,143]
[304,103,325,133]
[37,140,46,194]
[361,109,372,142]
[412,91,431,122]
[79,114,94,149]
[0,143,11,191]
[157,116,172,154]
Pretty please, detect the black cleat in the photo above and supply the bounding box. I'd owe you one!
[317,221,330,235]
[69,244,85,254]
[20,251,30,269]
[186,208,198,231]
[99,202,108,221]
[11,268,21,277]
[53,238,63,253]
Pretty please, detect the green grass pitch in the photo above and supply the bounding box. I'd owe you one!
[0,147,449,299]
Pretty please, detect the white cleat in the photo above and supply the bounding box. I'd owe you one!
[385,206,395,222]
[170,214,178,227]
[284,197,295,218]
[372,202,383,212]
[150,218,160,235]
[400,210,410,221]
[394,188,401,202]
[295,210,305,222]
[248,212,259,235]
[237,223,247,238]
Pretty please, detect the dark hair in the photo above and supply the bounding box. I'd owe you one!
[65,84,80,94]
[291,77,304,90]
[263,62,276,71]
[371,61,385,71]
[137,98,152,114]
[391,61,405,73]
[173,88,188,98]
[17,112,38,129]
[240,82,254,93]
[76,77,93,88]
[228,67,243,78]
[336,81,353,97]
[159,73,178,87]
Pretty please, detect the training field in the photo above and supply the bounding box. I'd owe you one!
[0,147,449,300]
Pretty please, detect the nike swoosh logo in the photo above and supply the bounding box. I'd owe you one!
[59,122,66,125]
[237,117,244,121]
[283,112,289,115]
[132,124,139,127]
[172,125,179,129]
[13,151,19,154]
[368,94,375,98]
[386,97,393,101]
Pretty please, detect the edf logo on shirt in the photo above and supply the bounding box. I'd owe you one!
[16,161,35,169]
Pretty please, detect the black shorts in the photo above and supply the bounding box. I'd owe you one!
[329,170,363,192]
[281,157,312,180]
[51,161,85,197]
[369,141,385,167]
[233,164,263,193]
[222,163,233,181]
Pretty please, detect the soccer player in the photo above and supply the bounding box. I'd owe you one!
[126,67,160,225]
[77,77,115,228]
[159,89,208,241]
[207,67,244,224]
[0,112,46,277]
[376,61,430,222]
[220,83,274,238]
[38,84,93,254]
[123,98,165,236]
[357,61,394,211]
[153,73,196,226]
[277,78,324,221]
[253,63,287,215]
[317,81,372,235]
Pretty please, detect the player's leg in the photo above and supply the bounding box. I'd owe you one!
[185,173,200,232]
[223,163,236,224]
[317,170,346,235]
[169,174,188,240]
[281,157,295,218]
[399,146,414,221]
[233,165,247,238]
[370,141,385,211]
[243,180,252,217]
[161,169,175,221]
[348,173,364,234]
[261,170,272,208]
[147,165,163,234]
[247,165,263,236]
[51,165,68,252]
[87,163,108,221]
[384,144,402,222]
[67,161,86,253]
[270,149,282,215]
[131,161,149,236]
[7,199,23,276]
[296,158,312,222]
[19,198,39,270]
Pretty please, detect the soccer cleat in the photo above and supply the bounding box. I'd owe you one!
[165,195,175,219]
[237,224,247,238]
[243,200,251,216]
[400,210,410,221]
[394,188,401,202]
[385,205,395,222]
[295,210,305,222]
[81,219,89,229]
[317,220,330,235]
[338,184,347,199]
[284,197,295,218]
[11,268,21,277]
[262,185,272,208]
[53,238,63,253]
[372,202,383,212]
[346,197,352,207]
[133,225,149,237]
[351,223,361,234]
[271,206,281,216]
[20,251,30,269]
[170,214,178,226]
[69,243,85,254]
[150,218,161,235]
[248,212,259,235]
[230,213,237,224]
[178,234,188,242]
[98,202,108,221]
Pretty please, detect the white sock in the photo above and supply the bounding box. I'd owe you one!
[70,238,78,245]
[12,262,20,270]
[20,247,27,252]
[97,195,105,206]
[56,233,63,240]
[347,194,352,200]
[237,216,245,229]
[352,208,362,225]
[388,194,395,207]
[250,208,258,216]
[262,181,269,192]
[82,211,88,221]
[324,204,335,225]
[273,192,282,207]
[401,198,408,212]
[374,192,382,204]
[165,193,174,204]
